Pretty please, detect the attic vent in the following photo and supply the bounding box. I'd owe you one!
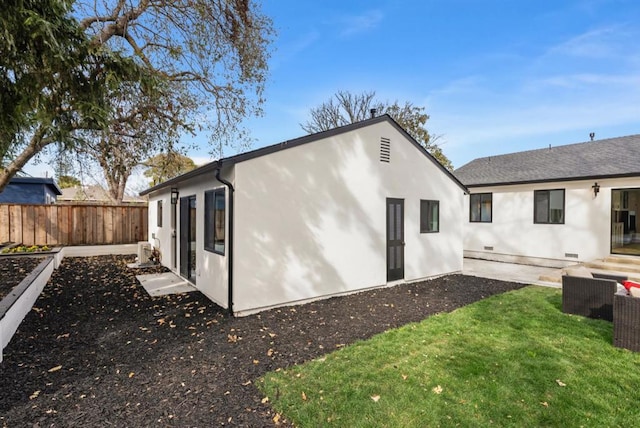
[565,253,579,259]
[484,246,494,251]
[380,137,390,163]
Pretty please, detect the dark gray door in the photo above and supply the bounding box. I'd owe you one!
[179,196,197,283]
[387,198,404,281]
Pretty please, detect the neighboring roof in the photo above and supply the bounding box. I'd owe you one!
[9,177,62,195]
[454,134,640,187]
[140,114,467,196]
[59,185,146,204]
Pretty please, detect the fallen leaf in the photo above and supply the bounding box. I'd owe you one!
[273,413,281,424]
[555,379,566,387]
[268,333,277,338]
[227,334,238,343]
[30,390,41,400]
[129,372,135,378]
[253,359,260,365]
[48,365,62,373]
[432,385,443,394]
[267,348,274,357]
[45,409,57,414]
[402,374,408,380]
[261,396,269,404]
[541,401,549,407]
[301,391,307,401]
[242,380,252,386]
[371,395,381,402]
[157,318,165,325]
[56,333,69,339]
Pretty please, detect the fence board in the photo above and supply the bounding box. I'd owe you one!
[0,204,147,246]
[0,205,9,243]
[9,205,22,244]
[48,206,59,245]
[35,205,47,244]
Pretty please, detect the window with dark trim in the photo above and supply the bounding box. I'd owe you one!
[157,200,163,227]
[534,189,565,224]
[205,189,225,254]
[420,200,439,233]
[470,193,492,222]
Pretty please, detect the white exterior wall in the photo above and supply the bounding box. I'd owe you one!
[232,121,464,315]
[148,188,172,261]
[464,177,640,264]
[147,171,231,309]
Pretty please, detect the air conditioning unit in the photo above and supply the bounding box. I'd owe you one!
[137,242,152,264]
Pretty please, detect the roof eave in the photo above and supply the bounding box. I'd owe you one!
[464,172,640,188]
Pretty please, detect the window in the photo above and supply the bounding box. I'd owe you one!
[157,200,163,227]
[420,200,439,233]
[205,189,225,254]
[534,189,565,224]
[470,193,492,222]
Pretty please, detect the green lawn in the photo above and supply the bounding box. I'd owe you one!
[258,286,640,427]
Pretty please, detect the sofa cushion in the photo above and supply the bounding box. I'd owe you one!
[623,280,640,291]
[562,266,593,278]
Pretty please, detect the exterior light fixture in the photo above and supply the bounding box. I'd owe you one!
[592,182,600,197]
[171,188,179,204]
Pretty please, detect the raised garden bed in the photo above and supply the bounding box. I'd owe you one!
[0,256,55,362]
[0,257,45,300]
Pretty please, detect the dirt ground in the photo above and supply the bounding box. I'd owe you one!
[0,256,45,300]
[0,255,526,427]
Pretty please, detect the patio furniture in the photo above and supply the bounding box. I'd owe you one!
[613,292,640,352]
[562,272,627,322]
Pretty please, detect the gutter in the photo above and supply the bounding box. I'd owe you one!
[214,167,235,317]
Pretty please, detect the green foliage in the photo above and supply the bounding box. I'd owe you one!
[302,90,453,170]
[259,286,640,426]
[143,152,197,186]
[2,245,51,253]
[0,0,274,193]
[0,0,141,188]
[57,175,81,188]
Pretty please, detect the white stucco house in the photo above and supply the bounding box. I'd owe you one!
[140,115,467,316]
[455,134,640,267]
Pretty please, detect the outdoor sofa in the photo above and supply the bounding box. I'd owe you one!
[561,267,626,322]
[562,267,640,352]
[614,289,640,352]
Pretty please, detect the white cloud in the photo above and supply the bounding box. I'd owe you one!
[337,10,384,37]
[546,25,632,59]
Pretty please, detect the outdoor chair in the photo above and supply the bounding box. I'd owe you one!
[562,271,627,322]
[613,292,640,352]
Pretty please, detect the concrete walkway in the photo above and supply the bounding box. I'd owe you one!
[462,258,561,287]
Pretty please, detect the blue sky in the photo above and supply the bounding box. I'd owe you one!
[24,0,640,182]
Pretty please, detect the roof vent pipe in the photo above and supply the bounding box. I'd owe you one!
[590,132,595,141]
[370,108,377,118]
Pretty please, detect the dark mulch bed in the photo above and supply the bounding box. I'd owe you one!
[0,256,45,300]
[0,255,526,427]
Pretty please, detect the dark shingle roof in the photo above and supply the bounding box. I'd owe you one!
[454,134,640,187]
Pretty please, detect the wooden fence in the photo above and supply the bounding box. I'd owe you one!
[0,204,148,246]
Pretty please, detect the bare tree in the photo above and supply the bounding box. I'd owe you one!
[302,90,452,170]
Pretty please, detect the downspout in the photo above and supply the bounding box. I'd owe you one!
[215,166,235,316]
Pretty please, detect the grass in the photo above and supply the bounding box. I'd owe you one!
[258,286,640,427]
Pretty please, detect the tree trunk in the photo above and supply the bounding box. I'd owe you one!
[0,127,50,193]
